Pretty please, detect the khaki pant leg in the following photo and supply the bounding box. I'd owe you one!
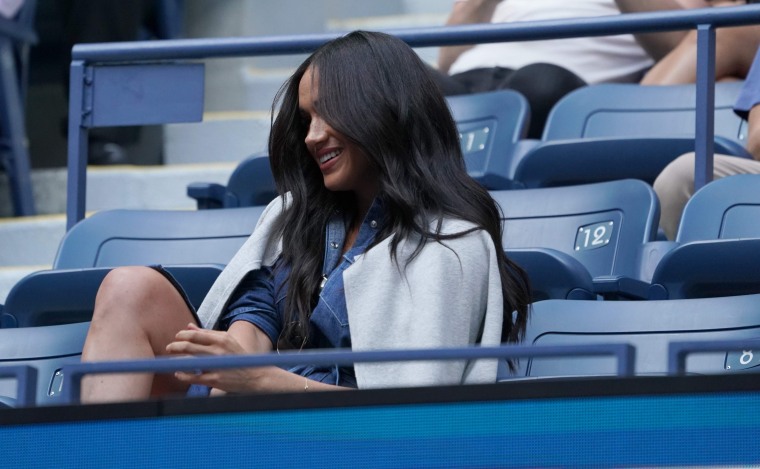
[654,152,760,240]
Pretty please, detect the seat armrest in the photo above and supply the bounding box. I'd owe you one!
[636,240,679,283]
[506,248,595,301]
[187,182,227,210]
[713,136,752,159]
[651,238,760,300]
[592,275,658,300]
[2,265,224,328]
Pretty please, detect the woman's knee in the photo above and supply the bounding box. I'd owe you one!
[654,152,698,240]
[93,266,174,322]
[654,152,696,199]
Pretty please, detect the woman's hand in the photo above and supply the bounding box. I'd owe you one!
[166,323,274,393]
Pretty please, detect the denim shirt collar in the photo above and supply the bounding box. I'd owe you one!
[323,198,385,275]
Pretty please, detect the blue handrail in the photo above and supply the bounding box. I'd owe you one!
[70,5,760,61]
[0,365,37,408]
[60,343,635,405]
[668,339,760,374]
[66,5,760,229]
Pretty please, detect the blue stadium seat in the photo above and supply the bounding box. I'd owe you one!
[492,179,659,299]
[510,82,749,188]
[0,205,267,405]
[512,293,760,378]
[447,89,529,189]
[187,153,277,209]
[644,174,760,299]
[1,205,265,328]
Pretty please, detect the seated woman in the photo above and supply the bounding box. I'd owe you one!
[80,30,532,402]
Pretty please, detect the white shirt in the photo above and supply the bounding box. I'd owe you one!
[0,0,24,18]
[449,0,653,84]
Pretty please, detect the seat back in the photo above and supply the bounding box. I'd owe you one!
[517,294,760,377]
[187,153,277,209]
[646,174,760,299]
[447,90,529,189]
[510,82,747,189]
[53,206,265,269]
[677,174,760,243]
[222,154,277,207]
[1,206,266,328]
[492,179,659,280]
[542,82,745,144]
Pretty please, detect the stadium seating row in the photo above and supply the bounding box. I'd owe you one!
[1,169,760,405]
[6,169,760,331]
[187,82,750,210]
[6,8,760,406]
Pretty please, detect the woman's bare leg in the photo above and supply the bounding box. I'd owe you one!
[81,266,196,403]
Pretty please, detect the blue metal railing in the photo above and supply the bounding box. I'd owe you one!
[58,343,635,405]
[668,339,760,374]
[66,5,760,229]
[0,365,36,408]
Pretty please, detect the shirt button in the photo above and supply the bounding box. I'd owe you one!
[370,220,378,228]
[330,242,339,249]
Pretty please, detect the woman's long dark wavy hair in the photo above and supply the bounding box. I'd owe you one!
[268,31,530,350]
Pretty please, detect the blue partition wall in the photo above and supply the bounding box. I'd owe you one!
[2,377,760,468]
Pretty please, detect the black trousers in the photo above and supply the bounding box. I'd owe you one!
[432,63,588,139]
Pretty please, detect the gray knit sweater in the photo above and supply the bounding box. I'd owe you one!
[197,196,505,388]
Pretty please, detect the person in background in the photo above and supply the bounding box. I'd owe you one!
[432,0,706,138]
[80,31,532,403]
[654,46,760,240]
[641,0,760,85]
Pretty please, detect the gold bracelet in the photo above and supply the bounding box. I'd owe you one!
[304,377,309,391]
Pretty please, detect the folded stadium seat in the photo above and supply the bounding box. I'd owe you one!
[507,293,760,379]
[187,153,278,209]
[509,82,750,188]
[0,205,266,328]
[446,89,530,190]
[493,179,660,300]
[642,174,760,300]
[186,89,531,209]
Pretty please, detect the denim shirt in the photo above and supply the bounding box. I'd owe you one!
[219,199,385,388]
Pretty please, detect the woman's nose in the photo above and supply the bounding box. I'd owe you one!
[304,117,327,147]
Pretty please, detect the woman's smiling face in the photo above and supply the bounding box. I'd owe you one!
[299,67,378,208]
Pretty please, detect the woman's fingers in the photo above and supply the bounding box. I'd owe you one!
[166,324,246,355]
[174,370,219,386]
[174,324,225,345]
[166,339,215,355]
